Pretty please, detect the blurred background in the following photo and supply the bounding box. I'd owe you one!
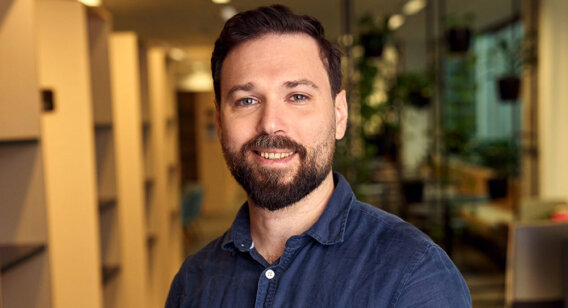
[1,0,567,307]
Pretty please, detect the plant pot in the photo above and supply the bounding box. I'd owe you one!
[402,180,425,203]
[497,76,520,102]
[487,177,508,200]
[408,90,431,108]
[447,28,471,53]
[360,33,386,58]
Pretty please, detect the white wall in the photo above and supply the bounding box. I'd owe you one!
[538,0,568,200]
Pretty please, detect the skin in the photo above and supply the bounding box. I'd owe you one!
[216,33,348,264]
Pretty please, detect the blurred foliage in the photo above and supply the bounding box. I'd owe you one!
[391,72,433,108]
[443,54,477,157]
[469,139,520,177]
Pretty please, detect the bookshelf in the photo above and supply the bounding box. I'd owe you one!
[0,0,51,306]
[36,1,103,307]
[147,47,183,306]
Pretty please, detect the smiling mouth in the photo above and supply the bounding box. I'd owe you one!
[257,151,295,160]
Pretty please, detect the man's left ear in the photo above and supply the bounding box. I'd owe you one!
[334,90,348,140]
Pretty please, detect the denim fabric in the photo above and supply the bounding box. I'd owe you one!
[166,173,471,307]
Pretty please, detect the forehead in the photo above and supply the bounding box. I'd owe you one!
[220,33,330,96]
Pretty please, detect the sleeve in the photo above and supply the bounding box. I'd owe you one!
[391,244,472,308]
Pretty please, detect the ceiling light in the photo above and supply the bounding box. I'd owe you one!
[77,0,101,7]
[388,14,405,30]
[212,0,230,4]
[221,6,237,21]
[168,48,187,62]
[402,0,427,16]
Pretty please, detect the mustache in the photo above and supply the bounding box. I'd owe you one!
[242,134,307,159]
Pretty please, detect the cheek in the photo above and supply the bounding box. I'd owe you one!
[221,120,254,149]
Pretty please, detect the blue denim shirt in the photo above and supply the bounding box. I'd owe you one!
[166,173,471,307]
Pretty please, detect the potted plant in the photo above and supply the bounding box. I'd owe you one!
[494,33,537,102]
[446,13,475,54]
[472,139,519,199]
[358,14,392,58]
[392,71,433,108]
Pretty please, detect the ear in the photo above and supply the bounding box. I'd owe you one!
[334,90,348,140]
[215,100,222,141]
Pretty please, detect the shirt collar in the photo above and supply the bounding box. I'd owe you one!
[221,172,355,251]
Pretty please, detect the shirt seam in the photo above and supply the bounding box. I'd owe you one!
[390,243,433,307]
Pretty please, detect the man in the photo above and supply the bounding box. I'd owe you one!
[167,5,471,307]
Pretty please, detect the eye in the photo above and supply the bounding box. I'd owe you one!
[236,97,258,106]
[289,94,309,102]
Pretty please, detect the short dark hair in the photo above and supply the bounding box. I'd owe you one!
[211,5,343,105]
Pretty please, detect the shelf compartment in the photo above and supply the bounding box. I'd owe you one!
[0,143,48,244]
[0,0,42,141]
[101,264,120,284]
[0,244,46,273]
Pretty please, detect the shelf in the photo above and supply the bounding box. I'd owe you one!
[94,122,113,130]
[146,234,157,248]
[0,137,40,145]
[101,264,120,284]
[99,197,117,212]
[0,244,46,273]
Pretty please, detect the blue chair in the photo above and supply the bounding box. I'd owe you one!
[180,183,204,243]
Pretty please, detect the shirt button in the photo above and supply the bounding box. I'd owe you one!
[265,269,275,280]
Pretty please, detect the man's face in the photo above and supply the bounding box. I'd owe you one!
[217,33,347,211]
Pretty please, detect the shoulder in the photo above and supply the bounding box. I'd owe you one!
[345,201,471,306]
[347,200,433,249]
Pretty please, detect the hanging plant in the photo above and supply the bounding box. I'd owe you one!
[392,71,433,108]
[493,32,536,103]
[445,13,475,54]
[357,14,392,58]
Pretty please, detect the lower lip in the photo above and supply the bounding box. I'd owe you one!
[254,152,297,165]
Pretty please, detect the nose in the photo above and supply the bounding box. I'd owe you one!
[257,100,286,135]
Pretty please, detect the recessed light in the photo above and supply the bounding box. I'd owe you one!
[212,0,230,4]
[388,14,405,30]
[77,0,101,7]
[221,6,237,20]
[402,0,426,16]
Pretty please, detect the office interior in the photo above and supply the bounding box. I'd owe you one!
[1,0,567,307]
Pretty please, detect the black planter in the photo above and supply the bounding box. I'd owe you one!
[447,28,471,53]
[360,33,386,58]
[498,76,521,102]
[402,180,425,203]
[408,90,431,108]
[487,177,508,200]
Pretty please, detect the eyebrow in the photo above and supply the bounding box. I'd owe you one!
[226,82,255,100]
[224,79,320,101]
[283,79,319,90]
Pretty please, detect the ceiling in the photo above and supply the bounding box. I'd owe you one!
[100,0,517,89]
[102,0,517,48]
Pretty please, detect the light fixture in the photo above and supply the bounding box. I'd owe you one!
[168,48,187,62]
[212,0,230,4]
[402,0,426,16]
[77,0,101,7]
[221,6,237,21]
[388,14,405,30]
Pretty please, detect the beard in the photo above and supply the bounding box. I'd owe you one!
[221,130,335,211]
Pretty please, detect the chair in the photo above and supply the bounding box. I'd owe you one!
[180,183,204,243]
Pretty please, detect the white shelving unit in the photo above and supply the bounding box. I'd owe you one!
[0,0,51,306]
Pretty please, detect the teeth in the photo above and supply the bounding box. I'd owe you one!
[260,151,294,160]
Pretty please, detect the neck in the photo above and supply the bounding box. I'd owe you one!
[248,172,335,264]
